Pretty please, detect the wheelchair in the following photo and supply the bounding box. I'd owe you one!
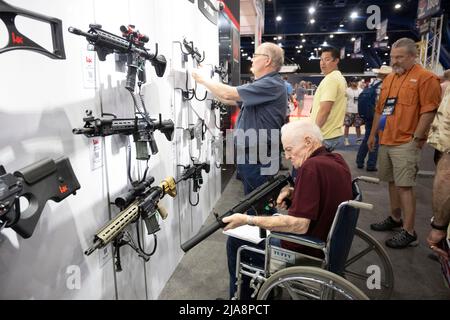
[233,176,394,300]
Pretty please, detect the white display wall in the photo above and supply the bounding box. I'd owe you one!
[0,0,221,299]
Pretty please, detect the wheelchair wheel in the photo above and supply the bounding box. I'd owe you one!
[342,227,394,300]
[257,266,369,300]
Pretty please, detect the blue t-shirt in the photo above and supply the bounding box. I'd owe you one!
[285,80,293,96]
[235,72,287,147]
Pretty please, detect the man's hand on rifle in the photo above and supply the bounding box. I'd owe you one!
[222,213,248,231]
[276,186,294,210]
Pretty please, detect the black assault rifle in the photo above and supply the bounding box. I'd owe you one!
[73,110,174,160]
[181,174,293,252]
[84,176,176,271]
[177,161,210,193]
[68,24,167,91]
[0,157,80,238]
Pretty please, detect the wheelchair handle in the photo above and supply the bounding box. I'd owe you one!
[348,200,373,210]
[355,176,380,184]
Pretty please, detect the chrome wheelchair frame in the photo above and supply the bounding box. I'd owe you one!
[233,176,394,300]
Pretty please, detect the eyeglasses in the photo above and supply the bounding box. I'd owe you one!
[252,53,269,59]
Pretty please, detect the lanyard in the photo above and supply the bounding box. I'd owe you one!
[385,65,414,99]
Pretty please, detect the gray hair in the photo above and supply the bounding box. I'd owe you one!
[392,38,418,56]
[281,119,323,143]
[260,42,284,72]
[443,69,450,81]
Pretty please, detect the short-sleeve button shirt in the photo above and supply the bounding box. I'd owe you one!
[375,64,441,145]
[235,72,287,147]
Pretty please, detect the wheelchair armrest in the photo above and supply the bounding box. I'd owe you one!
[269,231,326,250]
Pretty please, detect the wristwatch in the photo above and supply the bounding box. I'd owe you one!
[247,215,256,226]
[430,217,447,231]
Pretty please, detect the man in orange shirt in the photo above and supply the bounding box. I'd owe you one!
[367,38,441,249]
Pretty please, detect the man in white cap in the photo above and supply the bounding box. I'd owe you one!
[356,65,392,171]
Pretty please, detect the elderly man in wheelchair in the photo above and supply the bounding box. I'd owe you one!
[223,120,392,300]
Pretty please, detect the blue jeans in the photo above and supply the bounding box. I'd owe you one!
[356,121,379,169]
[323,136,343,152]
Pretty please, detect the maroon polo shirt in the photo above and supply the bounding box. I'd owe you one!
[282,146,352,258]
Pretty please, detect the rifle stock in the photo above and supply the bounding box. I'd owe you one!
[0,157,80,238]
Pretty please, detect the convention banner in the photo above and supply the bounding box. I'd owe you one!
[417,0,441,20]
[354,37,361,53]
[416,18,431,35]
[376,19,388,42]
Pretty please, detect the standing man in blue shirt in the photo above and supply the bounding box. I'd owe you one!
[192,42,287,298]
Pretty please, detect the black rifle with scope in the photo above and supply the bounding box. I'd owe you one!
[181,174,293,252]
[84,176,176,271]
[73,110,174,160]
[68,24,167,91]
[0,157,80,238]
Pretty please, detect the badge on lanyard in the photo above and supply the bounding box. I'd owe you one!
[382,97,397,116]
[379,97,397,131]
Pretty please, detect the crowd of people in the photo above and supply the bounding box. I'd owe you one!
[193,38,449,299]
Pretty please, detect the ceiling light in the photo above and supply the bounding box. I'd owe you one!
[300,45,303,48]
[302,39,306,43]
[276,15,282,22]
[308,6,316,14]
[300,33,304,36]
[351,37,356,41]
[395,3,401,9]
[319,47,322,50]
[339,24,344,28]
[367,45,371,48]
[278,43,283,47]
[329,34,334,38]
[310,18,315,24]
[277,36,282,40]
[347,53,350,57]
[382,61,387,65]
[323,41,328,46]
[385,53,388,56]
[297,50,301,53]
[251,41,255,44]
[350,11,358,19]
[384,36,389,40]
[240,49,244,52]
